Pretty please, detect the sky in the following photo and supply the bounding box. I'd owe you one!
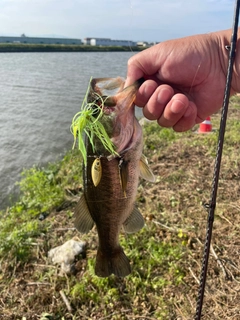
[0,0,237,42]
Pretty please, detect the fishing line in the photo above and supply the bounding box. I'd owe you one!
[194,1,240,319]
[127,0,135,53]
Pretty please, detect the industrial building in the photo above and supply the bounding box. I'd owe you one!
[83,37,137,46]
[0,35,148,47]
[0,35,82,45]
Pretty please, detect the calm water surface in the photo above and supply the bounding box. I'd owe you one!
[0,52,142,209]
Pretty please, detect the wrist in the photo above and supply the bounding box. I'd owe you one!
[215,29,240,93]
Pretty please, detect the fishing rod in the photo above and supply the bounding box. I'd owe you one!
[194,0,240,319]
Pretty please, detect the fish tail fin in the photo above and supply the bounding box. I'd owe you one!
[95,247,131,277]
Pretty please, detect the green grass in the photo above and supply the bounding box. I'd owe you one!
[1,95,240,319]
[70,225,184,316]
[0,150,82,262]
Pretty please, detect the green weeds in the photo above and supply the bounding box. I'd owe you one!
[70,225,185,318]
[0,150,82,261]
[1,95,240,319]
[143,124,180,151]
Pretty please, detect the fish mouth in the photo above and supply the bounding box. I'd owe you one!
[91,95,116,116]
[102,96,117,115]
[89,77,145,116]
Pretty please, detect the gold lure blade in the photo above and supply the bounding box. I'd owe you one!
[91,157,102,187]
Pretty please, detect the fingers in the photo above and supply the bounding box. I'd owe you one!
[134,80,159,109]
[155,95,197,132]
[141,84,174,120]
[169,101,197,132]
[136,82,197,131]
[126,53,198,131]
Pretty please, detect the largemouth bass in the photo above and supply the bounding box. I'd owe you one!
[74,77,155,277]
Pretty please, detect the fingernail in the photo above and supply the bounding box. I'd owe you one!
[170,99,186,114]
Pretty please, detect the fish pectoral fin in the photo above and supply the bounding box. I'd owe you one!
[74,195,94,233]
[119,158,129,197]
[139,154,156,182]
[123,206,145,234]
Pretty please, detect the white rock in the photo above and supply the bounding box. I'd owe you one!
[48,239,86,274]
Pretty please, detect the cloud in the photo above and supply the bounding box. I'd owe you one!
[0,0,236,41]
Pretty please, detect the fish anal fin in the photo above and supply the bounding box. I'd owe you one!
[74,195,94,234]
[139,154,156,182]
[123,207,145,234]
[95,247,131,278]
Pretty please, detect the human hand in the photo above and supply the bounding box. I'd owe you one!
[126,30,237,131]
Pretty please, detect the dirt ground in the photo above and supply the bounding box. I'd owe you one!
[1,103,240,320]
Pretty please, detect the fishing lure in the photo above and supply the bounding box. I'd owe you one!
[70,79,119,166]
[91,157,102,187]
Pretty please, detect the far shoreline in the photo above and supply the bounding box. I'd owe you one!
[0,44,146,53]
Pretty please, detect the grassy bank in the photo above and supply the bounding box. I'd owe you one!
[1,96,240,319]
[0,44,144,53]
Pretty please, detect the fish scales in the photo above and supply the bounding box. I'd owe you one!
[84,155,139,277]
[74,77,155,277]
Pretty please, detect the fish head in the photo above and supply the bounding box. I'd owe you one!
[88,77,144,154]
[88,77,144,116]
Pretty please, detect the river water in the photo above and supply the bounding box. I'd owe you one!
[0,51,142,209]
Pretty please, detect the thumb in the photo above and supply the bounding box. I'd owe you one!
[125,46,162,87]
[125,61,145,87]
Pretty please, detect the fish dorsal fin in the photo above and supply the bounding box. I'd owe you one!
[139,154,156,182]
[119,158,129,197]
[74,195,94,233]
[123,207,145,234]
